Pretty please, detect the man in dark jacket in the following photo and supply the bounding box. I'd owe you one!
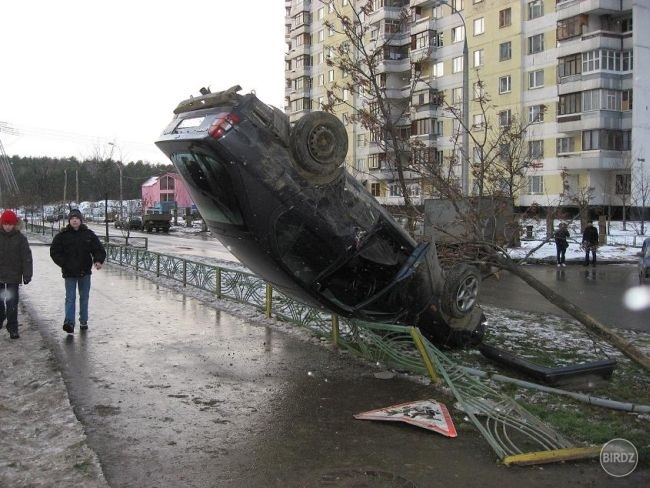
[582,221,599,266]
[50,209,106,334]
[0,210,33,339]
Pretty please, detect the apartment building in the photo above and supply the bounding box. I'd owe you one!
[285,0,650,214]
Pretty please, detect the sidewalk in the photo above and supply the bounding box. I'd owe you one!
[4,242,645,487]
[0,243,107,486]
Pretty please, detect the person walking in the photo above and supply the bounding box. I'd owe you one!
[582,221,599,266]
[554,222,570,267]
[50,209,106,334]
[0,210,33,339]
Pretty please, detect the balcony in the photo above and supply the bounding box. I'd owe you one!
[556,0,624,21]
[556,150,628,170]
[411,18,435,36]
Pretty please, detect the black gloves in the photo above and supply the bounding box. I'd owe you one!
[23,278,31,285]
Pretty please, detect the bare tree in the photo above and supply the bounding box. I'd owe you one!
[322,0,420,231]
[631,160,650,236]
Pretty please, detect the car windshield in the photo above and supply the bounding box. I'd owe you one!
[171,151,245,229]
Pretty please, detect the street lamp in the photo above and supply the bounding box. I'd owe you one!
[435,1,469,195]
[108,142,124,220]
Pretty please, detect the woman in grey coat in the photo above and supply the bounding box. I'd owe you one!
[0,210,33,339]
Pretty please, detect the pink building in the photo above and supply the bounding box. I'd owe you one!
[141,173,194,212]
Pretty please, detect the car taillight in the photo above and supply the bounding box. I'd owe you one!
[209,112,240,139]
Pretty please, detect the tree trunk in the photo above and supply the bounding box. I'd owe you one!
[497,258,650,372]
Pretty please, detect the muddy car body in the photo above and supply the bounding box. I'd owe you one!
[155,86,485,347]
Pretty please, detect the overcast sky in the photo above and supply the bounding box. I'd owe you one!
[0,1,286,164]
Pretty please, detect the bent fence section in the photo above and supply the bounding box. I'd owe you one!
[104,242,600,466]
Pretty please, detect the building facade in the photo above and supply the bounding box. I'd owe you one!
[285,0,649,214]
[141,173,194,213]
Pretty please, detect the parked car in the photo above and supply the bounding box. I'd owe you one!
[639,237,650,284]
[115,217,144,231]
[155,86,486,347]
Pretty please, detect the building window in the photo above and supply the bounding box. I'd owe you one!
[499,8,511,28]
[318,74,325,86]
[473,81,484,99]
[413,118,434,136]
[558,92,581,115]
[292,97,312,112]
[582,89,622,112]
[528,69,544,89]
[622,89,633,111]
[433,61,444,78]
[452,0,464,12]
[452,56,464,73]
[528,140,544,159]
[528,0,543,20]
[499,75,511,94]
[582,130,631,151]
[451,25,465,43]
[318,7,324,19]
[528,175,544,194]
[557,15,585,41]
[355,158,364,172]
[389,183,402,197]
[452,87,462,104]
[328,70,335,82]
[474,17,484,36]
[616,174,632,195]
[556,137,575,154]
[357,134,366,146]
[472,113,485,129]
[370,183,381,196]
[368,154,381,170]
[582,50,600,72]
[558,53,581,78]
[622,51,634,71]
[499,41,511,61]
[529,104,544,122]
[473,48,484,67]
[343,89,349,101]
[528,34,544,54]
[498,109,512,127]
[160,176,175,190]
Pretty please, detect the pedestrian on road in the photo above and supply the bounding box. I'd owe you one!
[554,222,570,267]
[582,221,599,266]
[0,210,33,339]
[50,209,106,334]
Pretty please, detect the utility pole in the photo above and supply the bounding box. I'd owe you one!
[63,169,68,202]
[75,169,79,203]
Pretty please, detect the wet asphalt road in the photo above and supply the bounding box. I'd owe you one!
[479,264,648,332]
[20,245,647,487]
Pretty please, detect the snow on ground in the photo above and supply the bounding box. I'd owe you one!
[507,219,649,263]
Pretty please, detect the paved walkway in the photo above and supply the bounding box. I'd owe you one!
[3,242,646,487]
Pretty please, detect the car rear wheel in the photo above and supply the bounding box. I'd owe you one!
[441,264,480,319]
[290,112,347,182]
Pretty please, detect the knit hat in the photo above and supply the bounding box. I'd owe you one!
[67,209,83,222]
[0,210,18,226]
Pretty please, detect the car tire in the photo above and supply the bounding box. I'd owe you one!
[441,264,481,318]
[290,112,348,181]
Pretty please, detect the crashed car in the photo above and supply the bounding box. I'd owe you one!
[155,86,485,347]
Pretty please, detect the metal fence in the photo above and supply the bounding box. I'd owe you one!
[102,242,594,465]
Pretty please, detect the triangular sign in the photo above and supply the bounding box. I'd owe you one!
[354,399,457,438]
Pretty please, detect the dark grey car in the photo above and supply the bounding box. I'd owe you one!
[155,86,485,347]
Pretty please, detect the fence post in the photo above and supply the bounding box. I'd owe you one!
[332,314,340,347]
[265,284,272,318]
[182,260,187,286]
[135,249,139,271]
[156,254,160,277]
[215,267,221,298]
[119,246,123,265]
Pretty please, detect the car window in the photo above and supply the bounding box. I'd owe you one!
[171,151,245,228]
